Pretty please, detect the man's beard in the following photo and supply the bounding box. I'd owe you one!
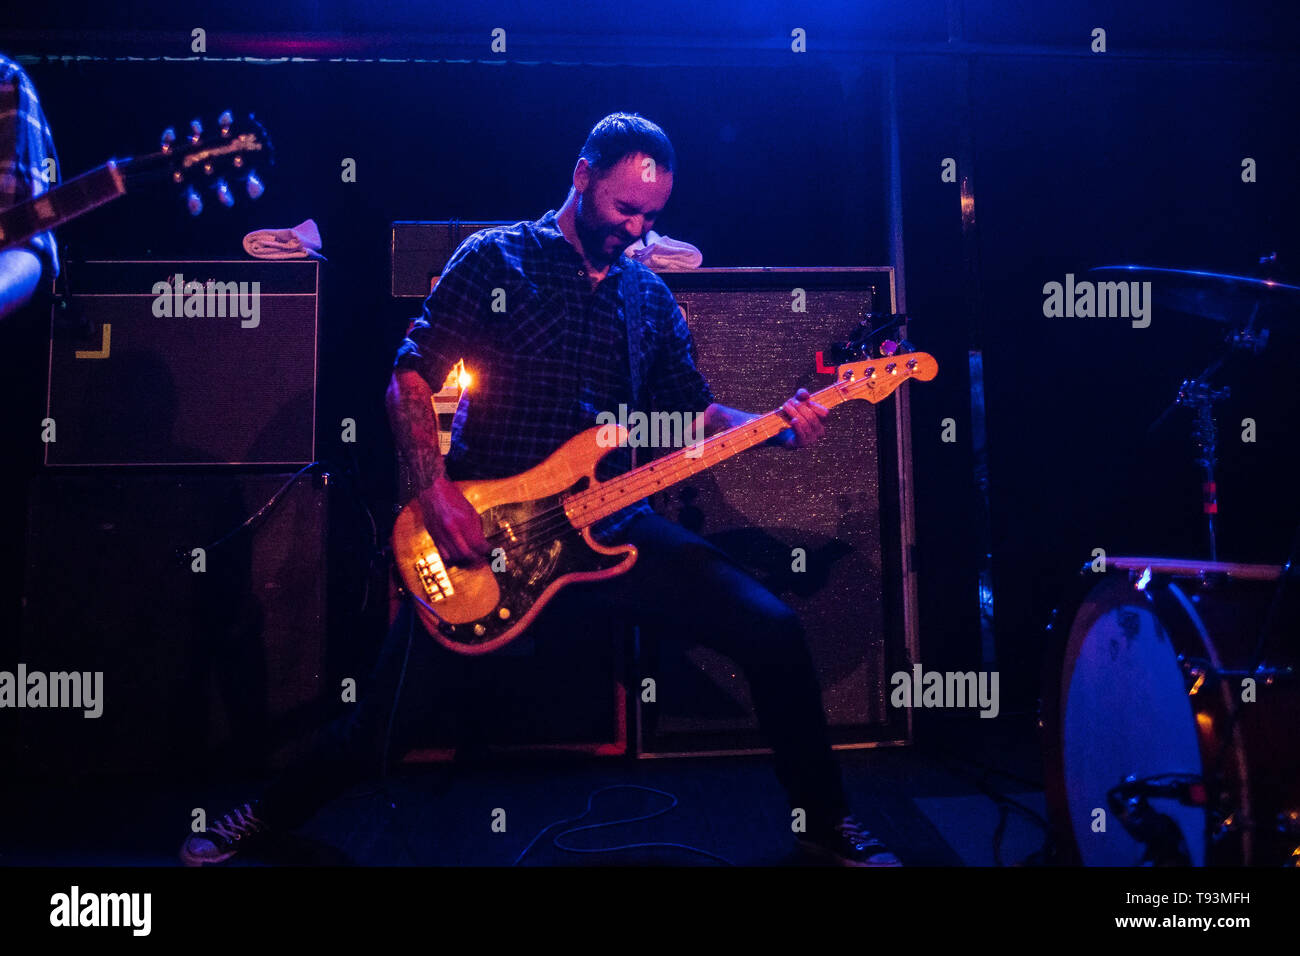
[575,192,625,267]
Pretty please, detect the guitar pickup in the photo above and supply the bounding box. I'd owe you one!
[415,551,455,602]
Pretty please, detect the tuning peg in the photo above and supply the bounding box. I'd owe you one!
[219,110,234,136]
[215,179,235,207]
[189,118,203,144]
[245,170,265,200]
[184,186,203,216]
[160,127,176,152]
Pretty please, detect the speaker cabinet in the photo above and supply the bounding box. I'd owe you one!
[10,472,340,781]
[397,616,629,763]
[46,260,318,466]
[391,221,513,297]
[637,268,917,756]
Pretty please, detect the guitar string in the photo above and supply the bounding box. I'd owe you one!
[421,371,909,571]
[475,412,790,549]
[473,377,863,547]
[415,393,832,623]
[554,365,917,524]
[482,420,777,541]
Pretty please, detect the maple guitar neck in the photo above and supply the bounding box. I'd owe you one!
[562,352,934,529]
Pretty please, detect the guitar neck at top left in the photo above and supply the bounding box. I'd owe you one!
[0,110,273,254]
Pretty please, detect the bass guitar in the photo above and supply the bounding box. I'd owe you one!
[393,351,937,655]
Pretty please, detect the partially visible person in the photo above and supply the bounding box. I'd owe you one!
[0,53,58,647]
[0,52,59,322]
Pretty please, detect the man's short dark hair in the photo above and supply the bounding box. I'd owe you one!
[579,112,676,180]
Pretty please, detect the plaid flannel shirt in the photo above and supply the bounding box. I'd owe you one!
[395,208,713,542]
[0,55,59,282]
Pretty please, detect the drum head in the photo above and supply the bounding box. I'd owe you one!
[1061,578,1207,865]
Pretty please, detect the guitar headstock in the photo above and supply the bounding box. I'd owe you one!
[125,111,273,215]
[831,350,938,404]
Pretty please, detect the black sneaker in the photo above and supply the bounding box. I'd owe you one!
[179,802,270,867]
[797,815,903,867]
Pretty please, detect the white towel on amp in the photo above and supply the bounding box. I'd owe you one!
[242,219,325,260]
[625,229,702,270]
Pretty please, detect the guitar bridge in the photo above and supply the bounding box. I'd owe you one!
[415,550,455,602]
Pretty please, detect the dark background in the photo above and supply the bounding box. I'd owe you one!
[1,0,1296,729]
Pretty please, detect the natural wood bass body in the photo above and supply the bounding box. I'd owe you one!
[392,427,637,655]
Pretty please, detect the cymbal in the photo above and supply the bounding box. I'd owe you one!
[1090,264,1300,324]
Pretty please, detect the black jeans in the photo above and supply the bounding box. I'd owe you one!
[259,512,848,830]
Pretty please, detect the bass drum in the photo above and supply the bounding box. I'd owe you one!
[1042,557,1300,866]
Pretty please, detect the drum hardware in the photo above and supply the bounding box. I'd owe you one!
[1278,811,1300,866]
[1142,357,1232,563]
[1093,263,1300,561]
[1175,657,1294,685]
[1089,264,1300,327]
[1107,774,1296,866]
[1181,378,1229,561]
[1210,812,1245,853]
[1108,774,1203,866]
[1228,323,1269,355]
[1043,556,1299,865]
[1206,807,1300,851]
[827,311,914,364]
[1041,265,1300,866]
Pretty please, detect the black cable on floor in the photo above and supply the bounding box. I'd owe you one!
[926,745,1052,866]
[512,785,735,867]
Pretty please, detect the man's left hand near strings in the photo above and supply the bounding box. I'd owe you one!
[777,388,829,449]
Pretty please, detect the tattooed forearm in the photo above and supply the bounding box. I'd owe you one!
[386,370,446,490]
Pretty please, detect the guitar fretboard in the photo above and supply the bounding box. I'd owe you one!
[0,163,125,251]
[563,374,865,528]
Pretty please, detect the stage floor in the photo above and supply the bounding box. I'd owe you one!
[0,714,1045,867]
